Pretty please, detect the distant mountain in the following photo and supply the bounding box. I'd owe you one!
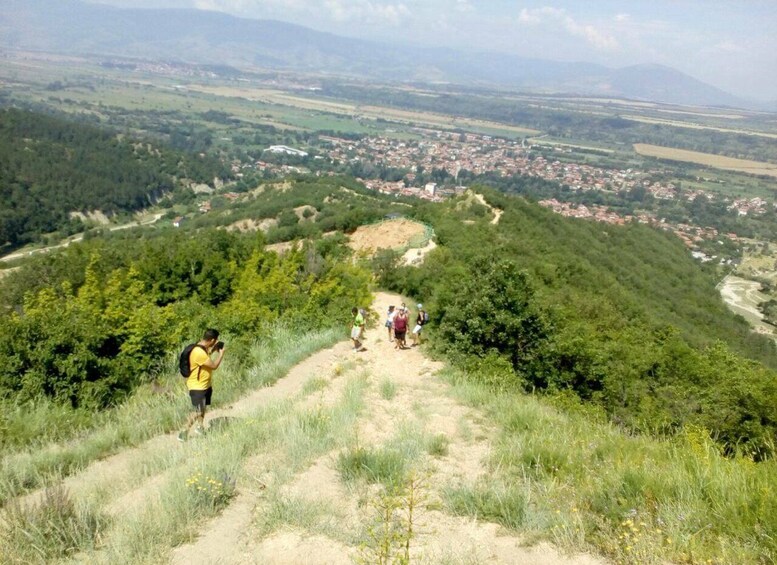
[0,0,749,108]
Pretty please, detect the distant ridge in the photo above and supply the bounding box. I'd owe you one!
[0,0,750,108]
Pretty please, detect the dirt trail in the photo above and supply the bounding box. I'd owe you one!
[171,292,606,565]
[472,192,503,225]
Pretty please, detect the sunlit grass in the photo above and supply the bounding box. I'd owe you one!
[439,367,777,565]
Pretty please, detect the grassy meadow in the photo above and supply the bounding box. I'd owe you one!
[439,368,776,565]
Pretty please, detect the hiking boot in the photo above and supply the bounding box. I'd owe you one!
[177,431,188,442]
[193,426,206,436]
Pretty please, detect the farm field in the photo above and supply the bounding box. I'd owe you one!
[627,116,777,139]
[186,85,541,138]
[634,143,777,177]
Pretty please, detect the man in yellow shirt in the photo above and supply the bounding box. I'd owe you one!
[178,328,226,441]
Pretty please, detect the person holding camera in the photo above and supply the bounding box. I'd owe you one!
[178,328,226,442]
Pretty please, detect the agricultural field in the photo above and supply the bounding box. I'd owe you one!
[186,84,541,138]
[626,115,777,139]
[634,143,777,178]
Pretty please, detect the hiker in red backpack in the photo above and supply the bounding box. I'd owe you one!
[178,328,226,442]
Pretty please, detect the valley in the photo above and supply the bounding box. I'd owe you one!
[1,45,777,565]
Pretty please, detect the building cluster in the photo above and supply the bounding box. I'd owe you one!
[216,128,772,258]
[317,132,704,201]
[728,197,769,216]
[537,199,729,251]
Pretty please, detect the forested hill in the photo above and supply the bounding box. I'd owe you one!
[0,108,226,249]
[384,189,777,457]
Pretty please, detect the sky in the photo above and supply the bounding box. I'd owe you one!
[87,0,777,101]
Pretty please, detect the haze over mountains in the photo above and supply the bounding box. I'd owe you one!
[0,0,758,108]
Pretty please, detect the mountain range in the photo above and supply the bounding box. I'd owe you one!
[0,0,755,108]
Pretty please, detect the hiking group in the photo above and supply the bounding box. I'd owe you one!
[385,303,428,350]
[177,303,428,438]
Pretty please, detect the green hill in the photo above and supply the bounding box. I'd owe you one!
[0,108,226,248]
[383,189,777,457]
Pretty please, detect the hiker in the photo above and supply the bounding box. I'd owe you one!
[178,329,226,441]
[385,305,396,342]
[351,307,365,351]
[412,303,428,346]
[393,306,409,350]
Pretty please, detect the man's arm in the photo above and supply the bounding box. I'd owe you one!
[202,347,226,370]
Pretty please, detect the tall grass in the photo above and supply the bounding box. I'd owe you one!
[69,375,369,564]
[0,325,342,506]
[440,368,777,565]
[0,486,106,564]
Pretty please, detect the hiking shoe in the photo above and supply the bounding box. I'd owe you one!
[193,426,206,436]
[177,431,187,442]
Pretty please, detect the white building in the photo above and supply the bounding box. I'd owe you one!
[265,145,309,157]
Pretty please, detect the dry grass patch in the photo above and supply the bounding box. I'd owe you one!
[634,143,777,177]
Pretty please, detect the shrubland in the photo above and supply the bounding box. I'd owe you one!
[0,224,371,450]
[383,188,777,458]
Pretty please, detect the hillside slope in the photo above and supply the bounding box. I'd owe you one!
[3,292,773,564]
[1,293,606,565]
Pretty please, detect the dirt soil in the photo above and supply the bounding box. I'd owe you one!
[348,219,426,255]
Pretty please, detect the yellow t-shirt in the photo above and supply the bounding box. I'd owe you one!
[186,346,212,390]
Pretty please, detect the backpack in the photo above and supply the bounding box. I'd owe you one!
[422,311,430,324]
[179,344,206,379]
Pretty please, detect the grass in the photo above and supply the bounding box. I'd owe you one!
[379,378,397,400]
[44,372,368,564]
[439,367,777,565]
[444,481,528,530]
[0,325,342,506]
[337,421,448,490]
[425,433,450,457]
[255,492,343,539]
[302,376,330,395]
[337,446,409,488]
[0,486,106,564]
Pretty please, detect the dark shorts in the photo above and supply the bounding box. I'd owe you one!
[189,388,213,410]
[394,330,406,340]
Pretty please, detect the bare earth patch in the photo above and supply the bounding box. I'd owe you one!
[226,217,279,234]
[347,218,426,255]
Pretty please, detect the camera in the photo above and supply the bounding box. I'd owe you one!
[214,341,225,351]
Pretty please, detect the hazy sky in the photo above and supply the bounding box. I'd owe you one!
[87,0,777,101]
